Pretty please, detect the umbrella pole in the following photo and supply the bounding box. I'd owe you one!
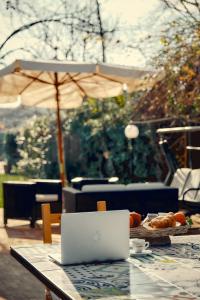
[55,73,67,186]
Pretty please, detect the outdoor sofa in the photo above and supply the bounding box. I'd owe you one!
[4,169,199,227]
[3,179,62,227]
[2,177,116,227]
[63,182,179,217]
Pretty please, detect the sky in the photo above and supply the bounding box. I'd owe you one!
[105,0,163,66]
[0,0,165,68]
[105,0,160,23]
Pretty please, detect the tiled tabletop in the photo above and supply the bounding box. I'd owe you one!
[10,235,200,300]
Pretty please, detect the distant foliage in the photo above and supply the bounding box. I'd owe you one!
[15,116,59,178]
[63,97,162,182]
[0,133,5,160]
[12,96,162,182]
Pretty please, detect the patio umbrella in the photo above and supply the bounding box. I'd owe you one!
[0,59,158,185]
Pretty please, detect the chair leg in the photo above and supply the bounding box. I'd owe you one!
[30,206,37,228]
[45,288,53,300]
[30,219,35,228]
[4,216,7,226]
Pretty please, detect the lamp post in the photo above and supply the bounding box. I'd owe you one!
[124,122,139,181]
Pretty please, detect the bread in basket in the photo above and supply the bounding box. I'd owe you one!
[130,212,190,240]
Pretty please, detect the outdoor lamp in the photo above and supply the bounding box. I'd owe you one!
[124,122,139,139]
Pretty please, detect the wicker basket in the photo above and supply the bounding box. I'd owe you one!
[130,223,190,245]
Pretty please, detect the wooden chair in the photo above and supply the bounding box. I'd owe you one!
[97,200,107,211]
[42,203,61,244]
[42,200,107,244]
[41,200,106,299]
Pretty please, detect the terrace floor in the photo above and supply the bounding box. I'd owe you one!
[0,208,60,300]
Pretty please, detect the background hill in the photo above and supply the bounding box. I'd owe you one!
[0,107,50,130]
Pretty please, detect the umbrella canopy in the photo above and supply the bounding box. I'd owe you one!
[0,59,157,185]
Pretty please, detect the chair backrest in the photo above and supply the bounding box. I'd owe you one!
[3,181,36,224]
[42,201,107,243]
[41,203,61,244]
[97,200,107,211]
[35,179,62,195]
[170,168,191,198]
[182,169,200,202]
[196,190,200,202]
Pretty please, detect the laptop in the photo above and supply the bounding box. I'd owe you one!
[50,210,129,265]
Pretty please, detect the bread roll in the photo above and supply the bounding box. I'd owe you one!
[149,214,176,228]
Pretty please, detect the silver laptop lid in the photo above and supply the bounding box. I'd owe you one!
[61,210,129,265]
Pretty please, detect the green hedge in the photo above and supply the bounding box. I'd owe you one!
[0,174,27,208]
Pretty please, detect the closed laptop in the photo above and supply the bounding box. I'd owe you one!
[50,210,129,265]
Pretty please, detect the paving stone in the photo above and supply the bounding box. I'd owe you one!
[0,209,46,299]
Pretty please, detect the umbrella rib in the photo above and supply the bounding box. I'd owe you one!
[13,71,44,94]
[16,71,53,95]
[59,72,124,99]
[16,69,129,102]
[59,72,81,85]
[46,71,56,83]
[49,72,87,96]
[58,72,70,84]
[67,73,87,96]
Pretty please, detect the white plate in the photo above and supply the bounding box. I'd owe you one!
[130,249,152,257]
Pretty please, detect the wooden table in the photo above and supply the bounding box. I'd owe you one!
[10,235,200,299]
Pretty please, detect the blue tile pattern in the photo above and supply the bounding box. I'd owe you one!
[11,236,200,299]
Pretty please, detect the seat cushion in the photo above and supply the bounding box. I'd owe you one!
[71,177,109,190]
[126,182,166,190]
[81,184,125,192]
[35,194,58,202]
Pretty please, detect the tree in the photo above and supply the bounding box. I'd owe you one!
[4,132,20,173]
[16,116,57,178]
[127,0,200,173]
[0,0,122,65]
[131,0,200,121]
[66,97,162,182]
[162,0,200,22]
